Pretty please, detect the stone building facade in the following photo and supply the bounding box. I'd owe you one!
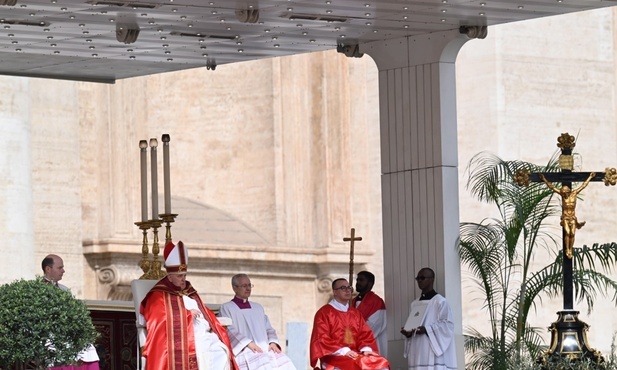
[1,5,617,367]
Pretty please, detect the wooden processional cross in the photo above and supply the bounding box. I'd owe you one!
[344,228,362,286]
[514,133,617,310]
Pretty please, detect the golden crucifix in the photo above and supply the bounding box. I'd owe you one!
[343,228,362,287]
[514,132,617,310]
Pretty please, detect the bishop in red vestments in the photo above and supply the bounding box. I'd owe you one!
[310,278,390,370]
[140,241,239,370]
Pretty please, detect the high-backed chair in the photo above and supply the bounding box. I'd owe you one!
[130,279,158,370]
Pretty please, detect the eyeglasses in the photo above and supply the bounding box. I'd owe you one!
[334,285,354,292]
[235,284,254,289]
[415,276,433,281]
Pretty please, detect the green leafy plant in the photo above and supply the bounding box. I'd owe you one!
[0,278,98,369]
[459,152,617,370]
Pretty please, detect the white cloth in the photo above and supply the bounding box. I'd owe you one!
[220,300,296,370]
[183,295,230,370]
[360,305,388,357]
[404,294,457,370]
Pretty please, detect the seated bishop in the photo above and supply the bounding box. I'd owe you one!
[140,240,239,370]
[219,273,297,370]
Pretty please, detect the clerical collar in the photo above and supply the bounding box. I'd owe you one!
[232,296,252,309]
[329,299,349,312]
[420,290,437,300]
[43,277,58,287]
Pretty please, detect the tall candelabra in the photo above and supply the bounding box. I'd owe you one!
[136,134,177,280]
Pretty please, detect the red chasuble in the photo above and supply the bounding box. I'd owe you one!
[140,277,239,370]
[352,291,386,321]
[310,304,390,370]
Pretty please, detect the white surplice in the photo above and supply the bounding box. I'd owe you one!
[183,295,231,370]
[362,307,388,357]
[404,294,457,370]
[220,300,296,370]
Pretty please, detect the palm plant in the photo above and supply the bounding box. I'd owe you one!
[459,152,617,370]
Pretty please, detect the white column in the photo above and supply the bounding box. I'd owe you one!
[0,77,35,281]
[363,30,469,368]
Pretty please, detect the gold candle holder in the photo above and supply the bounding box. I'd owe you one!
[159,213,178,244]
[145,220,167,280]
[134,221,152,279]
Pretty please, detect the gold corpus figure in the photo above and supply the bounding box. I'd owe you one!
[539,172,595,259]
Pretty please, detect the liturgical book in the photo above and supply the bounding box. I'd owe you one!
[404,300,429,331]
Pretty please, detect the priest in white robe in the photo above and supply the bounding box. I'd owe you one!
[401,267,457,370]
[219,274,297,370]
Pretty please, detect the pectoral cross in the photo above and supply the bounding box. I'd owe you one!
[344,228,362,287]
[514,132,617,309]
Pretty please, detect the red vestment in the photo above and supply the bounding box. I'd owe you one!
[310,303,390,370]
[352,291,386,320]
[140,277,239,370]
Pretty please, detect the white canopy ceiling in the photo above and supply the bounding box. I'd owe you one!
[0,0,615,82]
